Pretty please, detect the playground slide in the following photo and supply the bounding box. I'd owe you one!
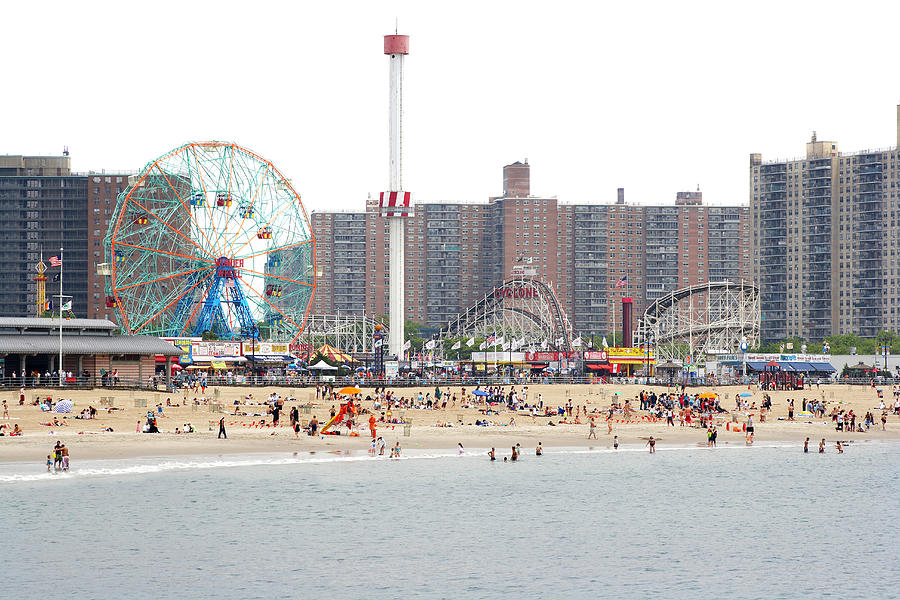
[320,402,360,435]
[320,404,350,434]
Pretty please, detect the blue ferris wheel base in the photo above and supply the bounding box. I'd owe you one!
[189,258,260,341]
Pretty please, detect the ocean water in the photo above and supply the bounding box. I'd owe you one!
[1,441,898,600]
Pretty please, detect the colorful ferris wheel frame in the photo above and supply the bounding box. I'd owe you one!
[104,141,316,342]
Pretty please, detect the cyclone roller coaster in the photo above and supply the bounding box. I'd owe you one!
[636,280,760,364]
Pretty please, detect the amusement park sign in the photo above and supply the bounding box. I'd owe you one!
[526,351,583,361]
[493,286,537,299]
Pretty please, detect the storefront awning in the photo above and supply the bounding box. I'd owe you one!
[245,354,294,363]
[188,357,246,367]
[809,362,836,372]
[587,364,610,370]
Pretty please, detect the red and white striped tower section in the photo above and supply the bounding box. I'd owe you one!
[381,33,412,359]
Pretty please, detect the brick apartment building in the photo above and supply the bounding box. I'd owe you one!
[312,162,751,336]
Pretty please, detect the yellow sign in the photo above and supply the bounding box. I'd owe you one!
[606,347,655,359]
[211,361,227,369]
[246,342,290,354]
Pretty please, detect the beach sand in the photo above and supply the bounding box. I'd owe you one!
[1,382,897,464]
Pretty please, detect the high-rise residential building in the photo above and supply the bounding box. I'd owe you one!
[312,162,750,337]
[751,105,900,342]
[0,154,134,322]
[85,171,130,320]
[0,154,89,319]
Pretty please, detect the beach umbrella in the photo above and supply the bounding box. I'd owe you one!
[338,386,362,395]
[698,392,718,399]
[613,391,623,395]
[54,399,74,413]
[738,392,753,397]
[472,390,489,397]
[171,364,183,371]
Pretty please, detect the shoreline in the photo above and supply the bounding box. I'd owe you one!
[2,438,896,484]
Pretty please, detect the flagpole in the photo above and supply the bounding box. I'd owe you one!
[58,246,63,387]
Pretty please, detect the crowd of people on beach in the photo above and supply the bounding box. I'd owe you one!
[4,377,898,478]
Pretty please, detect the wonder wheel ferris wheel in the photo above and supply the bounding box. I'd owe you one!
[103,142,315,342]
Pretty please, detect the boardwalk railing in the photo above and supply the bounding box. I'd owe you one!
[0,374,879,392]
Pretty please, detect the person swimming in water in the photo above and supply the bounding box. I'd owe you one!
[488,447,496,461]
[646,436,656,454]
[535,442,543,456]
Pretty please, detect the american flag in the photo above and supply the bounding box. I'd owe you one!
[485,333,495,345]
[614,275,627,288]
[49,255,62,267]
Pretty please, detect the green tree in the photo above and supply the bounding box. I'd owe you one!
[404,319,425,351]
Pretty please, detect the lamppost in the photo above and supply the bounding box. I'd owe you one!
[644,339,651,385]
[250,327,257,386]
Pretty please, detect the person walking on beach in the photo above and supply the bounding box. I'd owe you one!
[2,400,8,419]
[377,437,385,456]
[804,437,809,453]
[645,436,656,453]
[218,416,227,439]
[882,412,888,431]
[588,418,597,439]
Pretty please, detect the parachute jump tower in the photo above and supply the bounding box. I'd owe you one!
[381,32,412,360]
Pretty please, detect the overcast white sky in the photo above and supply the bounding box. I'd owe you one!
[3,0,899,211]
